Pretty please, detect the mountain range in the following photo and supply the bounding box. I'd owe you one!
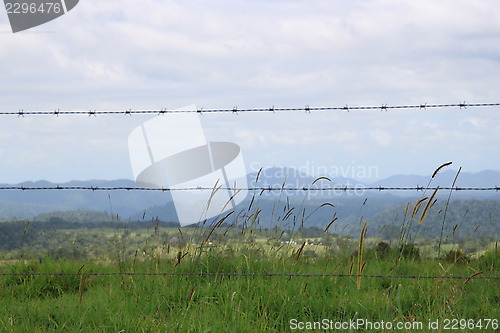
[0,168,498,229]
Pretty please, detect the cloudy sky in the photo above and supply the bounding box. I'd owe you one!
[0,0,499,184]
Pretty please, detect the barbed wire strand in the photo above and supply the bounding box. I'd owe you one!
[2,102,500,116]
[0,186,498,192]
[0,271,498,280]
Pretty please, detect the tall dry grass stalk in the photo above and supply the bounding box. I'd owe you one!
[411,197,429,220]
[403,162,452,244]
[357,222,367,290]
[78,264,85,305]
[432,161,453,179]
[293,241,306,261]
[438,167,462,256]
[419,186,439,225]
[324,217,338,233]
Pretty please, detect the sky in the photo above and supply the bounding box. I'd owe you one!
[1,0,499,184]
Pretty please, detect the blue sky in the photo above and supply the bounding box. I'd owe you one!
[0,0,499,184]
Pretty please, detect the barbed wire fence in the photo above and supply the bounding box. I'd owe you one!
[1,101,499,116]
[0,102,498,280]
[0,185,498,192]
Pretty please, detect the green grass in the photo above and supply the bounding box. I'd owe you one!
[0,246,498,332]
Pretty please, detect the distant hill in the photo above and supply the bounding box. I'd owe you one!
[372,169,500,199]
[374,169,500,188]
[248,166,367,188]
[363,198,500,240]
[0,179,172,219]
[0,168,498,224]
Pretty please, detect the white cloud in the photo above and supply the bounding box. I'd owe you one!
[459,117,487,129]
[370,129,392,146]
[0,0,500,182]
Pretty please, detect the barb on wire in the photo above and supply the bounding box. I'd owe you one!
[0,186,498,192]
[0,102,499,116]
[0,271,497,280]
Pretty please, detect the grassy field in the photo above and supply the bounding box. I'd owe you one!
[0,237,498,332]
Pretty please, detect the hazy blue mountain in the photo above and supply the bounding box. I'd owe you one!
[363,198,500,240]
[374,169,500,188]
[372,169,500,199]
[0,168,498,223]
[0,179,172,219]
[130,166,499,230]
[248,166,367,188]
